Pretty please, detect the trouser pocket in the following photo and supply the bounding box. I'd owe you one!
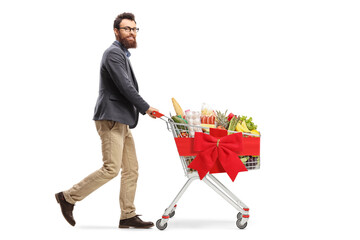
[108,120,117,130]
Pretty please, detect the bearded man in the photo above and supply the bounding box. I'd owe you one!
[55,12,157,229]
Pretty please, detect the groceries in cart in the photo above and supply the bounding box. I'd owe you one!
[170,98,261,171]
[154,98,261,230]
[171,98,260,134]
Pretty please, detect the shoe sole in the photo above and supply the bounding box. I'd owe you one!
[119,225,154,229]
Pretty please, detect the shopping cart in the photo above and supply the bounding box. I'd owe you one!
[152,111,260,230]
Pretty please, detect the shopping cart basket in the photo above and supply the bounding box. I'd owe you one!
[152,111,260,230]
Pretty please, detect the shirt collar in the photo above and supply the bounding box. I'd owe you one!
[116,40,131,58]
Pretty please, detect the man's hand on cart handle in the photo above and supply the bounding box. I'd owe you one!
[146,107,159,119]
[152,111,165,118]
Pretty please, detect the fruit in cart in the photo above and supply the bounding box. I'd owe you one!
[250,129,260,136]
[217,125,226,130]
[245,156,256,169]
[235,122,242,132]
[235,122,243,132]
[241,120,251,133]
[236,122,250,132]
[240,156,249,164]
[215,110,230,129]
[172,98,184,117]
[227,113,235,122]
[239,155,260,170]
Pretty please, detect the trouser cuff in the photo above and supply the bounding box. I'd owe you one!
[120,212,137,220]
[63,191,76,205]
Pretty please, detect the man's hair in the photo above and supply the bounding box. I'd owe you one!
[113,12,136,29]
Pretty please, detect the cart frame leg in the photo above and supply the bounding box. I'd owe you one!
[158,175,199,227]
[207,174,249,211]
[202,174,250,226]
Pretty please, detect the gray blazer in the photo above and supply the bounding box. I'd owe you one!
[93,41,150,128]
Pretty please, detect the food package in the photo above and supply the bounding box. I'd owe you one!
[185,110,201,137]
[200,103,216,126]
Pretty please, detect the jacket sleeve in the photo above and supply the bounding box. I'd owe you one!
[104,50,150,115]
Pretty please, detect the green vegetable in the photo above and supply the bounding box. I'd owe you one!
[172,116,188,131]
[228,116,240,132]
[176,115,188,124]
[239,116,257,131]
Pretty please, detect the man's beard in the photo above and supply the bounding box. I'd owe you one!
[120,36,137,49]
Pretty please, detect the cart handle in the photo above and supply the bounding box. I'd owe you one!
[152,111,172,122]
[152,111,165,118]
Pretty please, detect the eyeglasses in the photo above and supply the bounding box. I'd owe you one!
[119,27,139,33]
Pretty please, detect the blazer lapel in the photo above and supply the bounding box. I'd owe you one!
[113,41,139,91]
[127,59,139,91]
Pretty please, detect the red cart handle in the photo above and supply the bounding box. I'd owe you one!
[152,111,164,118]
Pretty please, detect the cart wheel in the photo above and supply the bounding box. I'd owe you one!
[236,219,247,229]
[156,219,168,230]
[237,212,242,220]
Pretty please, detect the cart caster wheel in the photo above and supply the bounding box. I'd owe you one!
[237,212,242,220]
[236,219,247,229]
[156,219,168,230]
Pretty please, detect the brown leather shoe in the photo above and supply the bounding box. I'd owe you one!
[55,192,76,226]
[119,215,154,229]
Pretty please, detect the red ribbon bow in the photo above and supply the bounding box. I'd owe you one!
[188,132,248,181]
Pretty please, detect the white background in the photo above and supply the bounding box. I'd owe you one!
[1,0,359,239]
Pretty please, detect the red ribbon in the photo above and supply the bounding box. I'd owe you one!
[187,131,248,181]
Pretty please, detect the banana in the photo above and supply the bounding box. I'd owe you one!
[236,122,250,132]
[251,129,260,136]
[241,120,251,132]
[235,122,243,132]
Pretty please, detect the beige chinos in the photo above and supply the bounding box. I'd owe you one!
[63,120,138,220]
